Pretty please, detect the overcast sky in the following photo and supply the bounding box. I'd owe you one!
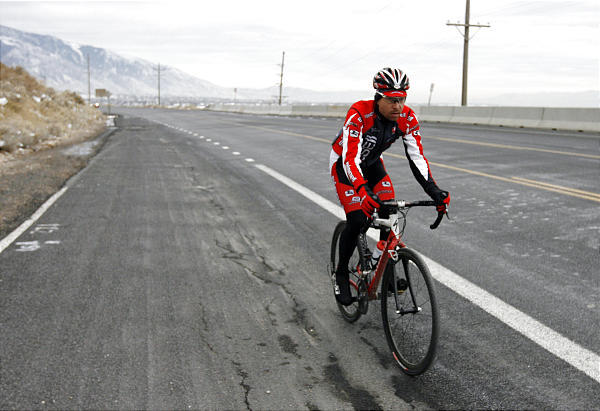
[1,0,598,104]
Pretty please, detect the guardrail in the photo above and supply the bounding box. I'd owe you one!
[205,103,600,133]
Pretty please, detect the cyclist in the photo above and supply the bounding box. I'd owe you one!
[330,67,450,306]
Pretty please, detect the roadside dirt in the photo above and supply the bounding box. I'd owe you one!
[0,125,110,240]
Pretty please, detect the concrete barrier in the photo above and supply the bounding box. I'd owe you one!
[205,103,599,133]
[489,107,545,128]
[539,108,599,132]
[450,106,495,126]
[413,106,454,123]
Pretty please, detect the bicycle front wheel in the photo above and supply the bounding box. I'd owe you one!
[330,221,361,323]
[381,248,439,375]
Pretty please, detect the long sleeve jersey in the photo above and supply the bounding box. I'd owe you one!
[330,99,439,195]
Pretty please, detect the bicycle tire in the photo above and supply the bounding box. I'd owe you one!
[330,221,362,323]
[381,248,439,375]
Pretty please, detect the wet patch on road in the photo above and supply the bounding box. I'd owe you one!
[323,353,382,410]
[277,334,301,359]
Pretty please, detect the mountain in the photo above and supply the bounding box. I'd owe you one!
[0,24,367,104]
[0,25,229,99]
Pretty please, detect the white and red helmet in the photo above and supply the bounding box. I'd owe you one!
[373,67,410,98]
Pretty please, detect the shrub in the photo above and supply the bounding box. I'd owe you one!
[0,63,106,154]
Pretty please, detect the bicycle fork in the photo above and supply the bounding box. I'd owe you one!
[393,257,421,315]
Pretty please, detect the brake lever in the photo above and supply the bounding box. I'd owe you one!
[429,211,444,230]
[430,207,451,229]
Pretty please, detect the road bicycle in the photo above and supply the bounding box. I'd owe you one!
[329,200,445,375]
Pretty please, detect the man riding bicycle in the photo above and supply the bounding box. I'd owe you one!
[330,67,450,306]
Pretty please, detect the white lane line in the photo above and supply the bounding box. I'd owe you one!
[0,186,68,254]
[213,142,220,146]
[254,163,600,384]
[222,146,229,150]
[245,158,255,162]
[232,152,240,156]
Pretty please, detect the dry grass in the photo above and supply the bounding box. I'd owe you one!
[0,63,106,155]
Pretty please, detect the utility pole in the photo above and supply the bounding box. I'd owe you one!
[158,63,160,106]
[428,83,435,106]
[278,51,285,106]
[152,63,167,106]
[447,0,490,106]
[87,54,91,105]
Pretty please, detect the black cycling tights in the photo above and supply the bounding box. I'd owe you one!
[337,209,390,272]
[337,210,367,272]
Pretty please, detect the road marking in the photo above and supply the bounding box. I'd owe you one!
[0,187,68,255]
[254,163,600,384]
[427,136,600,159]
[384,153,600,203]
[30,223,60,234]
[15,241,41,252]
[510,177,600,200]
[244,124,600,202]
[242,123,329,143]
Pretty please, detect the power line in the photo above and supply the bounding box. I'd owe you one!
[447,0,490,106]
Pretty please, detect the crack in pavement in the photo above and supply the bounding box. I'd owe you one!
[231,360,251,410]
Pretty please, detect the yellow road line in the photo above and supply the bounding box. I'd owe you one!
[427,136,600,159]
[510,177,600,200]
[385,153,600,203]
[242,123,331,143]
[239,124,600,203]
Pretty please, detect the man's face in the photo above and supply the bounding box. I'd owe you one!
[377,96,405,121]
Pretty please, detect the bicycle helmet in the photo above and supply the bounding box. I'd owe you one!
[373,67,410,98]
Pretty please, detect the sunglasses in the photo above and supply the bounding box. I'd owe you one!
[383,96,406,104]
[376,91,406,104]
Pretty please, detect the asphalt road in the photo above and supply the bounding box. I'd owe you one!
[1,107,598,409]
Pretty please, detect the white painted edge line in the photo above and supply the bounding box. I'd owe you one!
[254,163,600,384]
[0,186,69,254]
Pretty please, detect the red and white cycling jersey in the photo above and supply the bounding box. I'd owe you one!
[330,99,437,194]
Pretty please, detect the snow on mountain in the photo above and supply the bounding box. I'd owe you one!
[0,25,236,99]
[0,25,366,104]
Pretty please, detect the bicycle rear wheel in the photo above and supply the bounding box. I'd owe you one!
[381,248,439,375]
[330,221,361,323]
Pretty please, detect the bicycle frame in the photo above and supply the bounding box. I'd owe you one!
[362,206,408,301]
